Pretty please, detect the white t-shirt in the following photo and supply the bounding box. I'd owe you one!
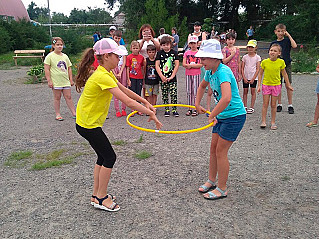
[242,54,261,80]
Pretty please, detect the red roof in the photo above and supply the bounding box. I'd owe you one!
[0,0,30,21]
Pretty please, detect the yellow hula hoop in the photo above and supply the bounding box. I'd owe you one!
[126,104,214,134]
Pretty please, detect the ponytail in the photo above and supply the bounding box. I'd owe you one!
[75,48,95,92]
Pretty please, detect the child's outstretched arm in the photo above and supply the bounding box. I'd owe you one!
[207,82,232,124]
[44,64,53,88]
[110,84,162,129]
[195,80,209,113]
[257,68,264,93]
[167,60,179,81]
[281,68,294,91]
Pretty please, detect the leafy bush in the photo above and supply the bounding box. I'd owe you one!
[52,28,93,55]
[291,48,318,73]
[0,19,49,50]
[27,64,45,83]
[0,26,11,53]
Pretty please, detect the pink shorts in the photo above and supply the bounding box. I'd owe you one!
[262,84,281,96]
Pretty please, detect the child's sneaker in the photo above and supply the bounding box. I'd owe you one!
[116,112,122,117]
[164,110,170,117]
[288,106,294,114]
[121,110,127,116]
[277,105,282,112]
[172,111,179,117]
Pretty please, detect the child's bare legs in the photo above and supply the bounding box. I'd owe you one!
[270,95,278,125]
[261,94,270,126]
[250,88,256,109]
[145,95,151,104]
[62,88,76,116]
[52,89,62,117]
[313,94,319,124]
[93,165,118,209]
[206,87,213,112]
[286,86,293,105]
[203,134,233,197]
[278,87,293,105]
[151,95,157,105]
[243,88,248,108]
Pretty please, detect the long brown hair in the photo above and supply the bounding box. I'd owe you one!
[75,48,96,92]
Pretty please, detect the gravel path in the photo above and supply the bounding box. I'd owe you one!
[0,66,318,239]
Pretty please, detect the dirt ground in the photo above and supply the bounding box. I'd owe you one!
[0,63,318,238]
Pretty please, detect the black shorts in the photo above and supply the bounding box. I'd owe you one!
[76,124,116,168]
[243,80,257,89]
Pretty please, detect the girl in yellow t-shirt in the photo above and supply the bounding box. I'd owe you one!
[257,44,293,130]
[75,38,162,212]
[44,37,76,121]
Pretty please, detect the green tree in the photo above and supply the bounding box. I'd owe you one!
[51,12,68,23]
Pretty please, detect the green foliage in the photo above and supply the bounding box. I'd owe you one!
[134,150,152,159]
[27,64,44,77]
[27,64,45,83]
[291,48,318,73]
[52,28,92,55]
[0,26,11,54]
[4,150,32,167]
[0,19,49,51]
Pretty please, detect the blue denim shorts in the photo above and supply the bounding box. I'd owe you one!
[212,114,246,142]
[316,79,319,94]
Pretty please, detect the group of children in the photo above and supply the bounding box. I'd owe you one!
[42,23,319,211]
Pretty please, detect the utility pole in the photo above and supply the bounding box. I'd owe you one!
[47,0,52,38]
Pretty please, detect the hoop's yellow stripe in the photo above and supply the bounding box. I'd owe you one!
[126,104,214,134]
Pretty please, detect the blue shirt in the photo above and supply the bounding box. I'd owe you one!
[172,34,179,52]
[93,34,99,43]
[204,63,246,119]
[247,29,253,37]
[110,37,125,46]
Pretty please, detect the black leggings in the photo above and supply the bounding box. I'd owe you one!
[76,124,116,168]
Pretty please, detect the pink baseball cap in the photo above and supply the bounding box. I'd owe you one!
[93,38,128,56]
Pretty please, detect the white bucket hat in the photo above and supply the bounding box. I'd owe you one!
[93,38,128,56]
[195,39,223,59]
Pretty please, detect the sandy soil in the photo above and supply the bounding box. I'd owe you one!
[0,64,318,238]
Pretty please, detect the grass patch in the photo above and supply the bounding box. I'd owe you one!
[31,158,74,170]
[134,150,152,159]
[4,150,32,167]
[31,152,84,170]
[113,140,127,146]
[281,175,291,181]
[136,135,143,143]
